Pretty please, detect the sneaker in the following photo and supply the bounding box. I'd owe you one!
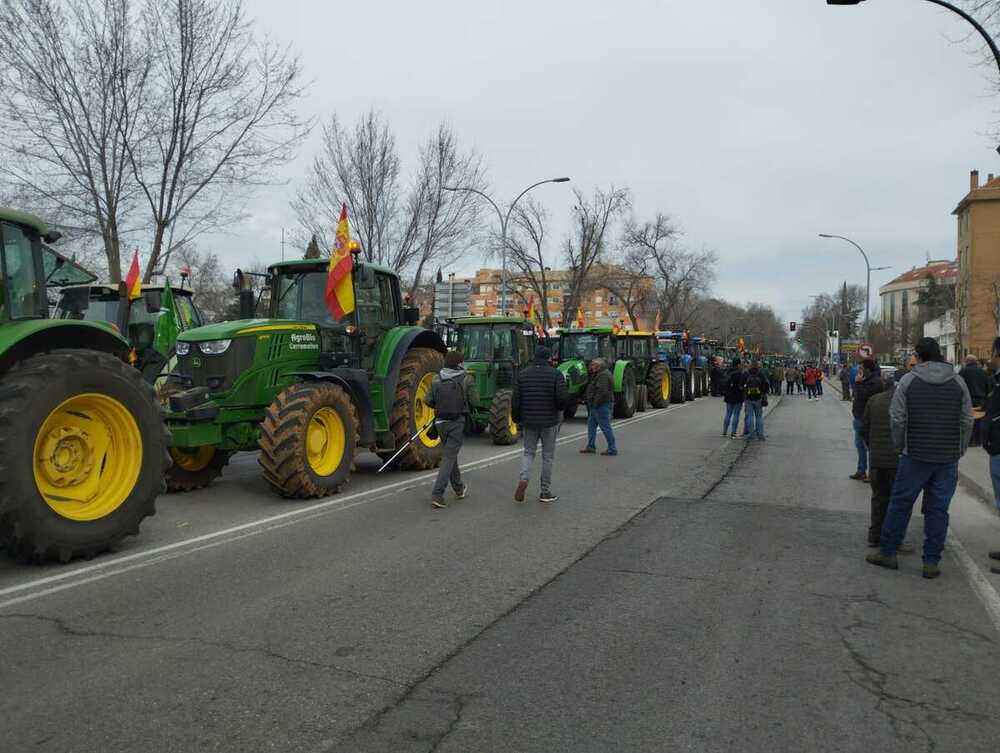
[579,447,596,454]
[431,498,447,509]
[988,551,1000,561]
[454,483,468,500]
[897,542,915,554]
[600,449,618,456]
[867,539,880,548]
[991,565,1000,575]
[865,552,898,570]
[922,563,941,579]
[514,479,528,503]
[539,491,559,503]
[849,472,867,481]
[730,433,737,439]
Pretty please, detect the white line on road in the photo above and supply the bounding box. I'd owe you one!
[0,402,693,610]
[947,533,1000,636]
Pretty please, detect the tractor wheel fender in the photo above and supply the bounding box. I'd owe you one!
[379,329,446,417]
[612,360,632,392]
[286,370,376,446]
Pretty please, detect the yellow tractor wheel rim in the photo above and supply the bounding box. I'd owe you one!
[33,393,143,522]
[662,374,670,401]
[306,407,346,476]
[171,446,215,472]
[414,372,441,448]
[508,410,518,437]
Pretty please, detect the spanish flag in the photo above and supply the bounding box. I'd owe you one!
[124,250,142,300]
[738,336,746,353]
[575,307,585,328]
[325,204,355,320]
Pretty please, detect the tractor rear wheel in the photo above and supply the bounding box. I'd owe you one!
[165,447,232,492]
[0,349,168,563]
[647,363,670,409]
[636,384,648,412]
[613,368,637,418]
[670,370,686,404]
[258,382,359,498]
[489,389,520,445]
[390,347,445,470]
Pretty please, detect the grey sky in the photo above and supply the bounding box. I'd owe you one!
[210,0,999,327]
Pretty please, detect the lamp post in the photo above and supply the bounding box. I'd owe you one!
[443,177,570,315]
[827,0,1000,154]
[818,234,891,339]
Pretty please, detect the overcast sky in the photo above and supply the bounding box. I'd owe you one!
[209,0,1000,326]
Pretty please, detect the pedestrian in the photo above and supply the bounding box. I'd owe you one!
[709,356,725,397]
[742,361,769,440]
[839,364,853,400]
[773,363,785,396]
[958,355,988,447]
[424,350,470,509]
[804,364,818,400]
[580,358,617,456]
[796,366,804,394]
[722,357,746,438]
[983,338,1000,574]
[850,359,885,482]
[860,376,909,550]
[816,367,824,397]
[785,365,799,396]
[867,337,973,579]
[511,345,569,504]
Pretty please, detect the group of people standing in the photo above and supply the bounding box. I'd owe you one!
[721,359,770,440]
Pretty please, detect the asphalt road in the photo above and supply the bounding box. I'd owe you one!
[2,390,1000,753]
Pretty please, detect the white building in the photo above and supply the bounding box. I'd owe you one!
[879,259,957,335]
[923,310,958,364]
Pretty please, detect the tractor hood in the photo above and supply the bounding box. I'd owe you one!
[177,319,319,342]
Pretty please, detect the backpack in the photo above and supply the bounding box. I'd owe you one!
[434,376,466,420]
[745,374,763,400]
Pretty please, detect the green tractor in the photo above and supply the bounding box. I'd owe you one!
[163,257,446,496]
[0,208,169,562]
[556,326,637,419]
[613,330,672,410]
[452,316,538,445]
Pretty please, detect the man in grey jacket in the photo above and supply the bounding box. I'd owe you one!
[424,350,470,509]
[867,337,973,578]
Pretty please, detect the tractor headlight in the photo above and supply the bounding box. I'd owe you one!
[175,341,191,356]
[198,339,232,355]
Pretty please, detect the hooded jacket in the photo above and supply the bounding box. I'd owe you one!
[861,386,897,470]
[585,362,614,408]
[852,370,884,419]
[424,366,470,422]
[889,360,973,463]
[512,357,569,428]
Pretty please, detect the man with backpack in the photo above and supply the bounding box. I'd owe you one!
[722,358,746,438]
[742,362,769,440]
[424,350,471,509]
[512,345,569,504]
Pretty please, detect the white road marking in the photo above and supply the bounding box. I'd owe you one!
[948,533,1000,636]
[0,402,692,609]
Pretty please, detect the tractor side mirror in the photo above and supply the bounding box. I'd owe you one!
[144,291,162,314]
[402,306,420,325]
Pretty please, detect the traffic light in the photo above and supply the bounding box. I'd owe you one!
[790,322,797,332]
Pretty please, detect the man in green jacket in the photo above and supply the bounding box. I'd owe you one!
[580,358,617,456]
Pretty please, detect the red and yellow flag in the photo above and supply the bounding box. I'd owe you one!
[325,204,356,320]
[124,249,142,300]
[738,336,746,353]
[612,320,622,334]
[575,307,585,328]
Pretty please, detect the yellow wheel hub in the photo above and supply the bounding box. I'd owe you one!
[414,373,441,448]
[306,407,346,476]
[662,374,670,401]
[508,410,518,437]
[33,393,143,522]
[171,446,215,472]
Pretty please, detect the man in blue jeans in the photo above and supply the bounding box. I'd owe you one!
[982,338,1000,574]
[850,360,884,482]
[742,362,768,440]
[581,358,617,456]
[867,337,973,579]
[722,358,745,438]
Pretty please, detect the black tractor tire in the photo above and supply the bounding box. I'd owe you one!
[670,370,686,404]
[647,363,670,409]
[165,447,232,492]
[258,382,359,499]
[390,347,445,470]
[613,368,637,418]
[563,399,580,420]
[684,371,695,401]
[636,384,648,413]
[489,389,520,445]
[464,415,486,435]
[0,349,169,564]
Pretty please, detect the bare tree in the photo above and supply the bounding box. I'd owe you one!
[601,249,656,329]
[505,199,556,327]
[562,186,631,319]
[0,0,146,281]
[128,0,309,280]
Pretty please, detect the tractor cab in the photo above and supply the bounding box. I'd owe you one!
[453,316,536,444]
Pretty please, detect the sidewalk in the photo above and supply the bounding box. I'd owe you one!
[826,375,998,514]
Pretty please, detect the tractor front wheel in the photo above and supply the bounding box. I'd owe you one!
[613,368,637,418]
[258,382,359,498]
[647,363,670,409]
[166,447,232,492]
[670,370,686,404]
[0,350,168,563]
[489,389,520,445]
[636,384,648,413]
[390,348,445,470]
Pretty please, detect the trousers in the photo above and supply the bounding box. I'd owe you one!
[431,419,464,499]
[521,425,558,493]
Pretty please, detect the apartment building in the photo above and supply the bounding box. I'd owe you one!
[953,169,1000,358]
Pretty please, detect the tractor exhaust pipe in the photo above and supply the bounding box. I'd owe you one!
[233,269,255,319]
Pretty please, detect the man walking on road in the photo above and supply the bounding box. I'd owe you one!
[424,350,470,509]
[785,365,798,396]
[512,345,569,504]
[581,358,617,456]
[850,359,884,482]
[861,376,901,548]
[867,338,973,578]
[804,364,818,400]
[742,362,769,440]
[959,355,988,447]
[839,363,853,400]
[723,358,746,438]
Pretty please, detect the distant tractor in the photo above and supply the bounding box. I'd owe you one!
[656,331,698,403]
[453,316,538,445]
[556,326,636,418]
[613,330,671,409]
[164,257,445,496]
[0,208,169,562]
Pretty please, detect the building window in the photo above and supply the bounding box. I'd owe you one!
[594,295,603,304]
[607,295,617,305]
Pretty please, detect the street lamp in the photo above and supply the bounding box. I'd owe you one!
[818,234,891,339]
[827,0,1000,155]
[443,177,570,314]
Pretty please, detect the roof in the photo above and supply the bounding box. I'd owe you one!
[453,316,529,325]
[953,174,1000,214]
[559,326,614,335]
[616,330,654,337]
[881,260,957,288]
[60,284,195,297]
[269,258,396,277]
[0,207,48,235]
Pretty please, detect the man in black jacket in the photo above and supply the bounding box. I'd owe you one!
[959,355,989,446]
[983,338,1000,574]
[512,345,569,503]
[861,378,900,548]
[850,359,884,481]
[723,358,745,438]
[580,358,617,456]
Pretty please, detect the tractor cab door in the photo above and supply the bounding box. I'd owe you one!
[0,221,46,320]
[598,334,615,364]
[492,325,517,390]
[513,326,533,368]
[355,267,401,372]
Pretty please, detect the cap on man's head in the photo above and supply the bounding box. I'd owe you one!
[444,350,464,369]
[534,345,552,362]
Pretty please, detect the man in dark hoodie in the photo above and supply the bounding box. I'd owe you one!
[850,359,884,482]
[424,350,470,509]
[512,345,569,503]
[867,337,973,579]
[722,358,745,438]
[861,375,905,549]
[958,355,989,446]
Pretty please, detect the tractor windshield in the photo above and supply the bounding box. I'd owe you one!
[560,333,600,362]
[455,324,494,362]
[272,270,353,326]
[0,221,45,319]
